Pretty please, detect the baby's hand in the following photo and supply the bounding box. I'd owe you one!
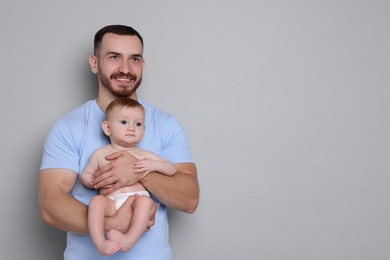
[133,158,153,178]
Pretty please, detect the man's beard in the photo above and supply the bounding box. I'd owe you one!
[99,68,142,98]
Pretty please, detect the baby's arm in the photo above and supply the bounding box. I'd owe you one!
[80,153,100,189]
[133,152,177,178]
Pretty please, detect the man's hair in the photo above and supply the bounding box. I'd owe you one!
[94,25,144,55]
[105,97,145,120]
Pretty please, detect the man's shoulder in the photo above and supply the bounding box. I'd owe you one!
[50,100,99,135]
[139,99,175,122]
[62,100,97,120]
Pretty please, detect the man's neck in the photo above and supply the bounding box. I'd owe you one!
[96,93,138,113]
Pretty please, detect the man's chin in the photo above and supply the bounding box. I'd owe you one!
[114,92,134,98]
[110,80,141,97]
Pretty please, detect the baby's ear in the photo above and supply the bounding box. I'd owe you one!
[102,121,111,136]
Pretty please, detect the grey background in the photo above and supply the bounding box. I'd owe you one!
[1,1,389,259]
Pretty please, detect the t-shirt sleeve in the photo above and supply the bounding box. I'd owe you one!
[40,118,80,174]
[160,115,193,164]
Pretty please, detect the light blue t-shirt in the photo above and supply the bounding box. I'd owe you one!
[40,99,193,260]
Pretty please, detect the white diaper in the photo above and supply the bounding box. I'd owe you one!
[107,191,150,209]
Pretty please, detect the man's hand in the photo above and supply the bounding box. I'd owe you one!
[146,200,157,231]
[92,150,140,195]
[104,195,157,233]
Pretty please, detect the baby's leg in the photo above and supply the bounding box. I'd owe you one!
[108,195,154,252]
[88,195,121,256]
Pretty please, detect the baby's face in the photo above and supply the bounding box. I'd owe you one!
[108,106,145,146]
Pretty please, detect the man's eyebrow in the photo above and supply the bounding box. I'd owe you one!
[130,54,144,58]
[104,51,120,57]
[105,52,143,58]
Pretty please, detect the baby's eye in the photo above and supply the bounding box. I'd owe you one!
[120,120,127,125]
[135,122,144,127]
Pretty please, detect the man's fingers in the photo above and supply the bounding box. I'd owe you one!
[105,150,124,161]
[150,203,157,218]
[93,174,113,189]
[101,181,122,195]
[93,162,113,179]
[147,203,157,230]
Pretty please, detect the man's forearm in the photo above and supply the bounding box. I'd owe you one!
[40,192,89,234]
[39,170,89,234]
[140,163,199,213]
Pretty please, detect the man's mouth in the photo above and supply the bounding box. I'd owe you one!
[115,77,133,83]
[112,74,136,84]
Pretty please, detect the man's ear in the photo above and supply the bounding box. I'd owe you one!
[89,55,98,74]
[102,121,111,136]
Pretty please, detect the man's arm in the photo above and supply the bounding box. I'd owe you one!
[39,169,89,234]
[140,162,199,214]
[92,151,199,213]
[39,168,156,234]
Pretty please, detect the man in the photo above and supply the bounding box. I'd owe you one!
[39,25,199,260]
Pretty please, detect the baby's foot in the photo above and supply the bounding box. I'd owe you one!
[108,229,135,253]
[95,240,121,256]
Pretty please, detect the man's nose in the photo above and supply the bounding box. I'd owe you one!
[118,59,133,74]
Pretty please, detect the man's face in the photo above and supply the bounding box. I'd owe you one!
[94,33,145,98]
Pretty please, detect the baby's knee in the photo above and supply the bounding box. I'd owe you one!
[134,195,154,208]
[90,194,108,206]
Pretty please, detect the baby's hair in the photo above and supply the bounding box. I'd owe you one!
[105,98,145,120]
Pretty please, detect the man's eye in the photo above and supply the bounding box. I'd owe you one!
[109,55,119,60]
[130,56,143,64]
[120,120,127,125]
